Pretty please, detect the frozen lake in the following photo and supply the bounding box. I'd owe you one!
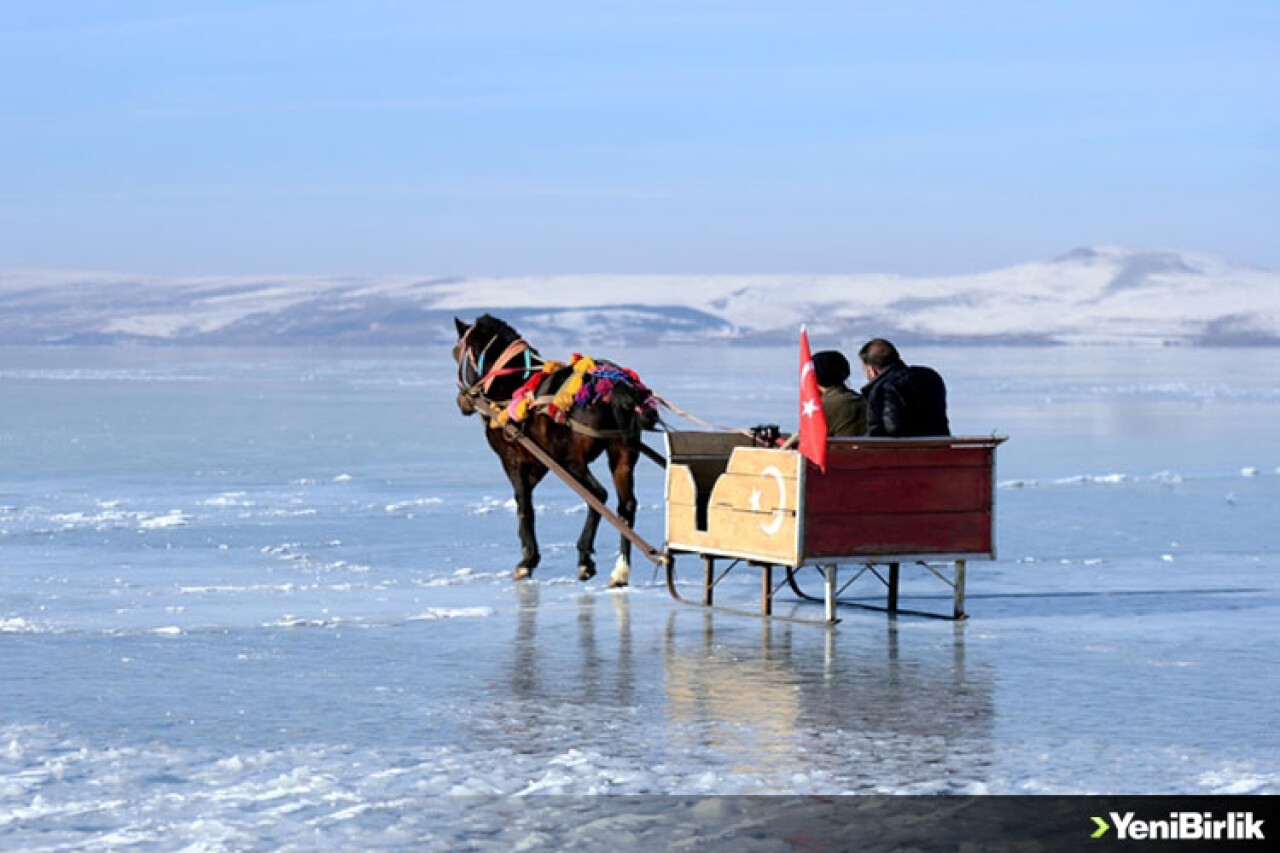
[2,344,1278,849]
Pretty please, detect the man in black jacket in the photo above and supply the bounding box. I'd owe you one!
[858,339,950,437]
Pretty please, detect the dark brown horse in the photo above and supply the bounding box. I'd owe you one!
[452,315,659,587]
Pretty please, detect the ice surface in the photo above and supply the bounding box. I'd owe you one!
[1,345,1277,849]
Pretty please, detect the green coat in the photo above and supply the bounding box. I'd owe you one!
[822,385,867,436]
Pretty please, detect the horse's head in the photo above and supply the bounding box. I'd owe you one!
[453,314,527,415]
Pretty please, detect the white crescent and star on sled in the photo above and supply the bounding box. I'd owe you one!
[747,353,810,535]
[748,464,788,536]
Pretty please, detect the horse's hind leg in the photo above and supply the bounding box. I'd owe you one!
[606,444,640,588]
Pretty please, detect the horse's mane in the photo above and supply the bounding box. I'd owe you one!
[472,313,522,345]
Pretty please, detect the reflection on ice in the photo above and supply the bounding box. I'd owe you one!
[661,613,995,793]
[495,584,638,762]
[476,584,995,793]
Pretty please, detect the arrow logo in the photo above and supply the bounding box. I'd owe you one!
[1091,816,1110,838]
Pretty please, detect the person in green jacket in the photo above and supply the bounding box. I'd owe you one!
[780,349,867,448]
[811,350,867,436]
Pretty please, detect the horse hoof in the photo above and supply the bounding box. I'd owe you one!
[514,566,533,581]
[578,564,597,582]
[609,555,631,588]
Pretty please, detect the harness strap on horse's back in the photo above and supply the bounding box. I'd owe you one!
[566,420,630,441]
[461,328,666,435]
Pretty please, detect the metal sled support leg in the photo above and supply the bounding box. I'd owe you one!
[785,560,969,621]
[824,564,837,623]
[665,554,841,626]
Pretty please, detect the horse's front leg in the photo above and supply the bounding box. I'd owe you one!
[606,445,640,588]
[568,463,610,582]
[507,462,545,580]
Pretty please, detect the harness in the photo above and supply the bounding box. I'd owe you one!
[457,328,656,439]
[456,325,541,398]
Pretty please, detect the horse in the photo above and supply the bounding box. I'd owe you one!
[452,314,660,587]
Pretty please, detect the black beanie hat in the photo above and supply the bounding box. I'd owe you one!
[812,350,850,386]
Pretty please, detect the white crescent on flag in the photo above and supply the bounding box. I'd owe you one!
[757,465,787,535]
[798,326,827,472]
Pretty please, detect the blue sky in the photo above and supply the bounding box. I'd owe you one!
[1,1,1276,275]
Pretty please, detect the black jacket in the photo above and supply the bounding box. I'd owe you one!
[861,360,950,437]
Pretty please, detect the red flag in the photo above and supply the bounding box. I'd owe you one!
[798,327,827,473]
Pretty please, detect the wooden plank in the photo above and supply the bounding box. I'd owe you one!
[665,464,698,507]
[820,446,992,471]
[708,505,800,563]
[803,510,993,558]
[682,458,732,494]
[665,431,753,459]
[804,467,991,515]
[667,444,802,565]
[667,502,800,565]
[827,437,1005,450]
[720,447,803,478]
[667,499,700,544]
[709,473,797,514]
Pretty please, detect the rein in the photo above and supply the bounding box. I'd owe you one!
[457,329,542,399]
[651,392,755,438]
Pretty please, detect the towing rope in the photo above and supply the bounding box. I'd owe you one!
[651,393,755,438]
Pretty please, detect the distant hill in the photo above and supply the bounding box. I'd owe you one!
[2,247,1277,346]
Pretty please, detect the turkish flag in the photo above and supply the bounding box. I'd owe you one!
[798,327,827,473]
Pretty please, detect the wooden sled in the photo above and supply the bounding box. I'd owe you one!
[663,432,1006,624]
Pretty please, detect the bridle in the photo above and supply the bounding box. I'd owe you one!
[455,323,542,403]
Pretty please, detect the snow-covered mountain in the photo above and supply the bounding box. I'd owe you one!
[2,247,1277,347]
